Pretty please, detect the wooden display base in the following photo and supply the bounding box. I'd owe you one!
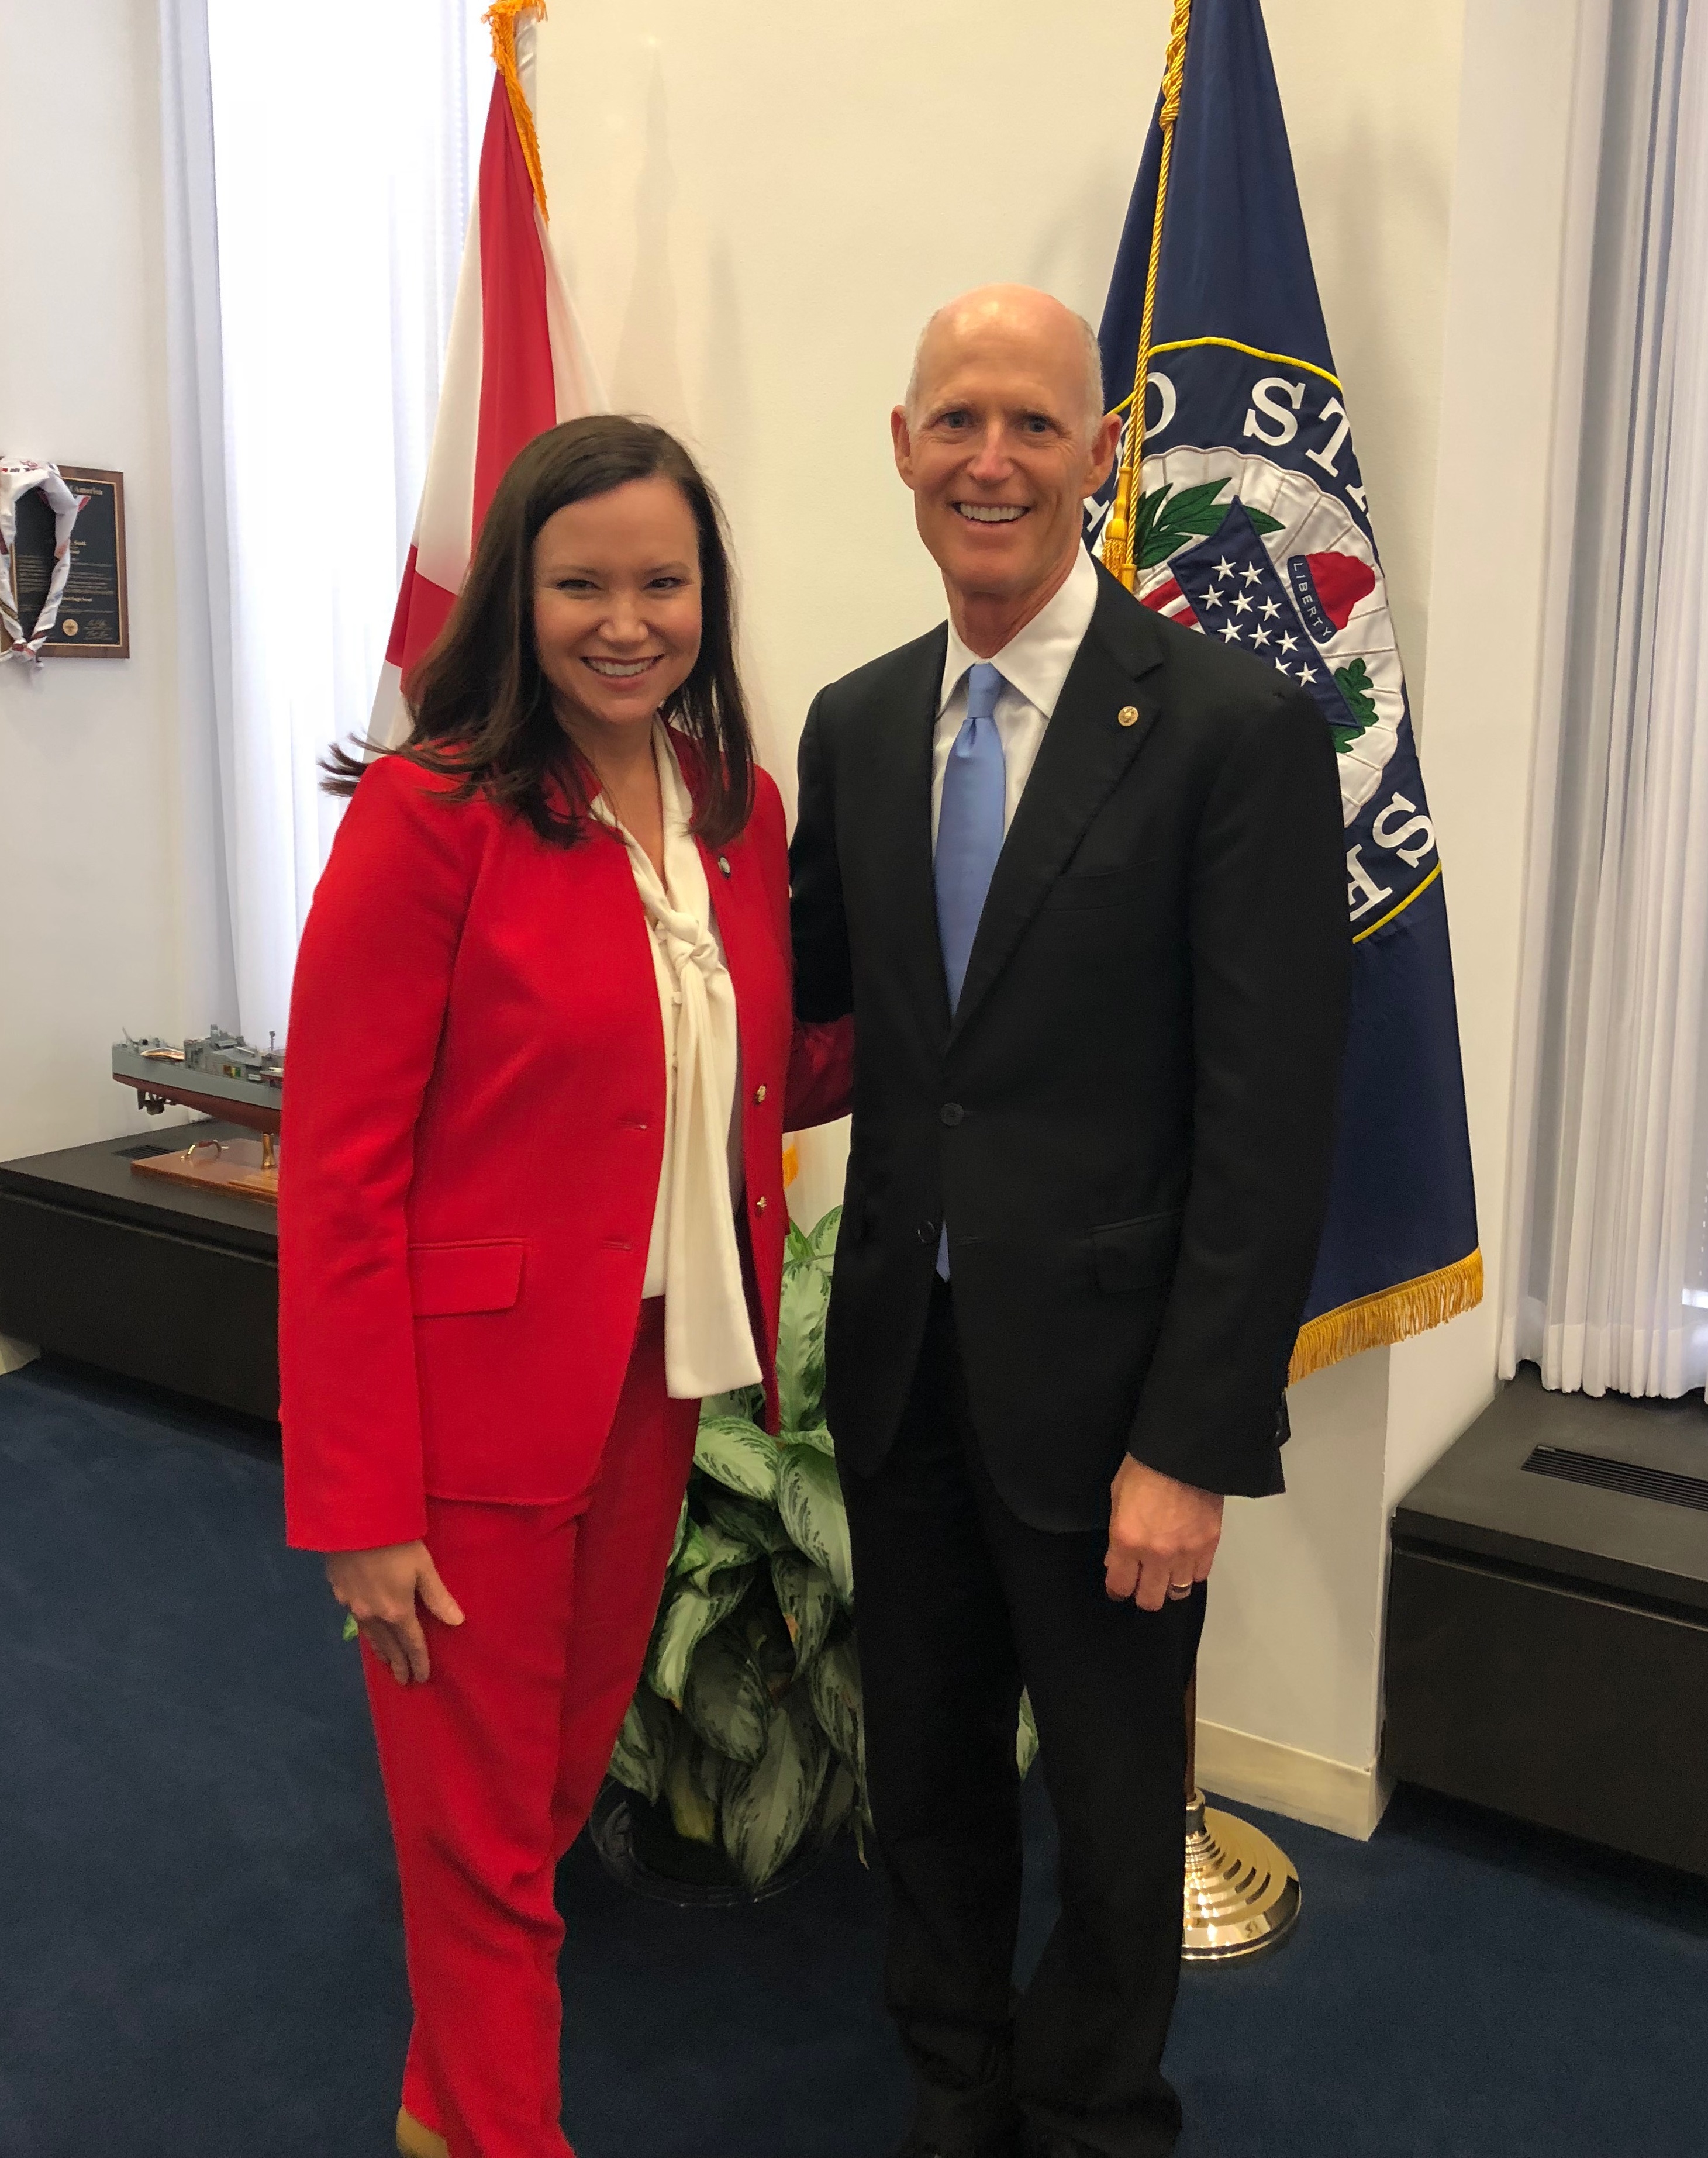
[129,1133,277,1207]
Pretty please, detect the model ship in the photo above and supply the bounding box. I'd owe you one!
[111,1028,283,1205]
[113,1027,283,1131]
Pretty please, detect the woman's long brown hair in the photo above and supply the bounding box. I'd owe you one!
[323,416,755,847]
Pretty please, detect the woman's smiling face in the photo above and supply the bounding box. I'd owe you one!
[530,476,703,740]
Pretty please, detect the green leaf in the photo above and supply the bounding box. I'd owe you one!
[685,1520,763,1589]
[784,1424,838,1458]
[703,1486,792,1556]
[647,1569,752,1707]
[1127,482,1169,570]
[341,1612,358,1643]
[671,1518,711,1580]
[777,1442,854,1605]
[776,1259,829,1430]
[806,1205,842,1262]
[1333,656,1379,726]
[1330,657,1381,754]
[668,1496,689,1570]
[817,1760,861,1842]
[1140,479,1234,568]
[741,1586,798,1698]
[665,1732,719,1843]
[1017,1689,1040,1779]
[701,1382,765,1425]
[808,1634,864,1776]
[1247,507,1285,537]
[770,1549,839,1669]
[609,1687,671,1804]
[694,1414,779,1503]
[682,1625,772,1765]
[723,1691,830,1889]
[785,1218,815,1271]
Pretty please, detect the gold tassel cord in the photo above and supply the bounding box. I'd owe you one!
[1286,1248,1485,1387]
[485,1,550,222]
[1103,0,1193,592]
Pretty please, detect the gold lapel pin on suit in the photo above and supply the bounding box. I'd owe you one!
[1117,705,1140,728]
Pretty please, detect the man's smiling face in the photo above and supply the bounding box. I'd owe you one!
[892,286,1120,619]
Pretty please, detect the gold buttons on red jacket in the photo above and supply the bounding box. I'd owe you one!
[754,1083,767,1103]
[755,1196,768,1212]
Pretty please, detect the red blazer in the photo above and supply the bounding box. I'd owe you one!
[278,745,850,1552]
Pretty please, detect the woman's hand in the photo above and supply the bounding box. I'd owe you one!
[326,1541,464,1684]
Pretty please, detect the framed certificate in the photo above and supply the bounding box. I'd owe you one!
[6,466,129,658]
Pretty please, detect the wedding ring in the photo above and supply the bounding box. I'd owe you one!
[1166,1580,1193,1601]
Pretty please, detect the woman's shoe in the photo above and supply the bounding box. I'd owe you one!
[396,2107,451,2158]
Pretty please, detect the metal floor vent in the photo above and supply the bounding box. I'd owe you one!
[1522,1444,1708,1514]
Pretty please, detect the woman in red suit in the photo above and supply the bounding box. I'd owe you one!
[279,416,849,2158]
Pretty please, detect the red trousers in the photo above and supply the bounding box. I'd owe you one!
[363,1301,698,2158]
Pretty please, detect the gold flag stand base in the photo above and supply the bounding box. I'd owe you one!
[1181,1672,1302,1963]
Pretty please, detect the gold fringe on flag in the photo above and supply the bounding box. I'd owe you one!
[485,1,551,222]
[1287,1248,1484,1386]
[1102,0,1194,592]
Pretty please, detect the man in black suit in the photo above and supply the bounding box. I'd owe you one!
[789,286,1350,2158]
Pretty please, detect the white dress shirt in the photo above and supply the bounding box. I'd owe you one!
[592,725,761,1399]
[931,540,1100,842]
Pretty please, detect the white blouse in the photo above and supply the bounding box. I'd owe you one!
[592,725,761,1401]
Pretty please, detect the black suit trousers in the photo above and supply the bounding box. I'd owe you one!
[843,1279,1206,2158]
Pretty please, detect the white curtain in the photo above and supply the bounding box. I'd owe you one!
[1501,0,1708,1399]
[160,1,489,1044]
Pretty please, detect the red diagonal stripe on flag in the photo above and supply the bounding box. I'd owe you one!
[473,71,557,540]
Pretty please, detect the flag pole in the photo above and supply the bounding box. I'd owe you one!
[1099,0,1307,1957]
[1180,1667,1302,1962]
[1101,0,1193,593]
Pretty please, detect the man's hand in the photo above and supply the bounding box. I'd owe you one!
[1105,1457,1224,1612]
[325,1540,464,1685]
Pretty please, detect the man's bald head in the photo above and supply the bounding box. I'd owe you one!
[905,285,1107,436]
[891,284,1122,648]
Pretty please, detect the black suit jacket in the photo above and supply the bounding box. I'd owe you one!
[791,560,1351,1528]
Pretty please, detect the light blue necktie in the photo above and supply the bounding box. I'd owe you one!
[933,660,1006,1277]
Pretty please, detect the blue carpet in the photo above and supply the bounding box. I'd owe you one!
[1,1359,1703,2158]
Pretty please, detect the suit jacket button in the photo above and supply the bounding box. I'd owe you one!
[916,1220,936,1246]
[754,1083,767,1104]
[755,1195,768,1213]
[717,855,733,876]
[940,1102,964,1126]
[1118,705,1140,727]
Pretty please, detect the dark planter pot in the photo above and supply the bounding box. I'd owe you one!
[588,1781,829,1908]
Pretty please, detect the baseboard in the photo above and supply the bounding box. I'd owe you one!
[0,1331,40,1376]
[1196,1718,1393,1842]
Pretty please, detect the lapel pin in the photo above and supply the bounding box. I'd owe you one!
[717,855,733,876]
[1117,705,1140,728]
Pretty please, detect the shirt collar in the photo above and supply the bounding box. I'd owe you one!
[938,540,1100,718]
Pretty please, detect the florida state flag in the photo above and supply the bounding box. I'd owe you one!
[373,1,601,738]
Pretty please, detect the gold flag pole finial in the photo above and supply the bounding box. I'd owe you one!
[484,1,551,222]
[1102,0,1193,592]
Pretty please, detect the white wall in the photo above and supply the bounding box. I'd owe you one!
[0,0,192,1162]
[532,0,1496,1827]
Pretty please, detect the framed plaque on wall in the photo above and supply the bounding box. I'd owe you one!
[7,467,129,658]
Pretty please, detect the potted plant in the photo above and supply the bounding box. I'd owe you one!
[600,1204,1039,1898]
